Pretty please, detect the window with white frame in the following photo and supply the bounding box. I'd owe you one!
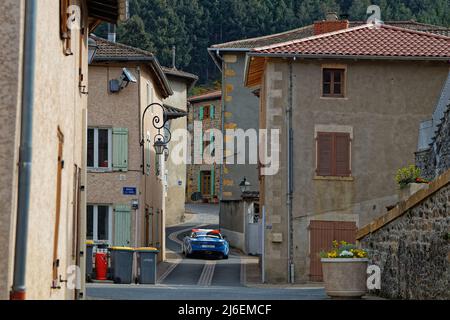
[87,128,112,170]
[87,205,112,244]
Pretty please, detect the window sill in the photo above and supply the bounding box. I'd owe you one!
[88,168,113,173]
[320,96,348,101]
[314,176,354,182]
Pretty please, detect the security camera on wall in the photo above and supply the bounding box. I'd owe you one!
[109,68,137,93]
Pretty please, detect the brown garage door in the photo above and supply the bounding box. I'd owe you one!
[309,220,357,282]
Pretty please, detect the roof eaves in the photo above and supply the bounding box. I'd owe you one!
[247,52,450,61]
[210,25,314,49]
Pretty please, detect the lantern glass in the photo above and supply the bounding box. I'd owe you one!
[154,139,166,155]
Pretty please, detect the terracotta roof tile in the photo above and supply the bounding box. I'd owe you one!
[211,21,450,50]
[91,35,154,61]
[252,24,450,59]
[188,90,222,103]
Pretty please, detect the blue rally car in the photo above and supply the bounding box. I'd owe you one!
[182,229,229,259]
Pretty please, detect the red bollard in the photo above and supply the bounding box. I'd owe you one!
[95,252,108,281]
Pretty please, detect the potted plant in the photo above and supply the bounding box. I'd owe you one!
[395,165,429,201]
[320,241,369,299]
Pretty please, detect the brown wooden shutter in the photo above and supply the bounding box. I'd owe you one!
[317,133,333,176]
[335,133,351,176]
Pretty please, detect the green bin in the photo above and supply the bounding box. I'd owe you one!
[136,247,160,284]
[109,247,134,284]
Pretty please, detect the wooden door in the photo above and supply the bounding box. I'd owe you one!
[200,171,211,197]
[309,220,357,281]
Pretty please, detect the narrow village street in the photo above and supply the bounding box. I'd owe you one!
[86,204,327,300]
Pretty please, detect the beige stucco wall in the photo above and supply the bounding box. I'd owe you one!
[163,78,188,226]
[26,0,88,300]
[87,65,142,247]
[262,59,449,283]
[88,63,167,260]
[139,66,166,260]
[0,0,89,299]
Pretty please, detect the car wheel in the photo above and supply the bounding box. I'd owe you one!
[222,254,229,260]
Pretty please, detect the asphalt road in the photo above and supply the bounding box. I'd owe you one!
[86,284,327,300]
[86,205,327,300]
[163,223,243,287]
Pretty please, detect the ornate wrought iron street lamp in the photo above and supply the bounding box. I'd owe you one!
[141,102,171,154]
[239,177,251,194]
[140,102,187,174]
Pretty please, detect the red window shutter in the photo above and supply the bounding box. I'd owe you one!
[317,133,333,176]
[335,133,351,176]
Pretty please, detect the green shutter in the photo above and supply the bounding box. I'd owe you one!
[200,127,204,158]
[199,107,204,120]
[211,167,215,196]
[210,105,215,119]
[113,128,128,172]
[114,204,131,247]
[198,172,201,194]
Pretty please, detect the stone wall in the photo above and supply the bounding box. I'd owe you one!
[359,174,450,299]
[416,103,450,180]
[186,97,222,203]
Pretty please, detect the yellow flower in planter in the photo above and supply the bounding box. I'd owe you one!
[320,240,368,259]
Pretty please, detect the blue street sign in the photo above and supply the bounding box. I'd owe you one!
[123,187,137,195]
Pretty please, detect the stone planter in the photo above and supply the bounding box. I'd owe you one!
[321,258,368,299]
[398,183,428,202]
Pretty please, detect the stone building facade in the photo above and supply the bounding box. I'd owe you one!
[416,73,450,181]
[186,91,222,203]
[244,23,450,283]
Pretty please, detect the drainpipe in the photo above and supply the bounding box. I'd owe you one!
[10,0,38,300]
[286,60,294,284]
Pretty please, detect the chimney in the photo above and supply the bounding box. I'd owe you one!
[314,12,349,36]
[172,46,176,69]
[108,23,116,42]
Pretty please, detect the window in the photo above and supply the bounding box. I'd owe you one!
[203,106,210,119]
[322,68,345,97]
[316,132,351,177]
[87,128,112,170]
[87,205,112,243]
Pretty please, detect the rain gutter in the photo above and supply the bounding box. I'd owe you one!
[10,0,38,300]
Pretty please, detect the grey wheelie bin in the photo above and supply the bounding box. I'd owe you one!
[136,247,160,284]
[109,247,134,284]
[85,241,95,282]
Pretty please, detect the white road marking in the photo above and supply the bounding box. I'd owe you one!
[240,256,246,285]
[160,224,210,284]
[197,260,216,287]
[157,258,181,284]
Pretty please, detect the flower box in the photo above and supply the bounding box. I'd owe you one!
[321,258,369,299]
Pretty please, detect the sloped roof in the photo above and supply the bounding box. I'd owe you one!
[163,104,188,120]
[92,35,155,61]
[251,24,450,59]
[210,20,450,50]
[161,67,199,90]
[90,35,173,98]
[188,90,222,103]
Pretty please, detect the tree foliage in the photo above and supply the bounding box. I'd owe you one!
[94,0,450,84]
